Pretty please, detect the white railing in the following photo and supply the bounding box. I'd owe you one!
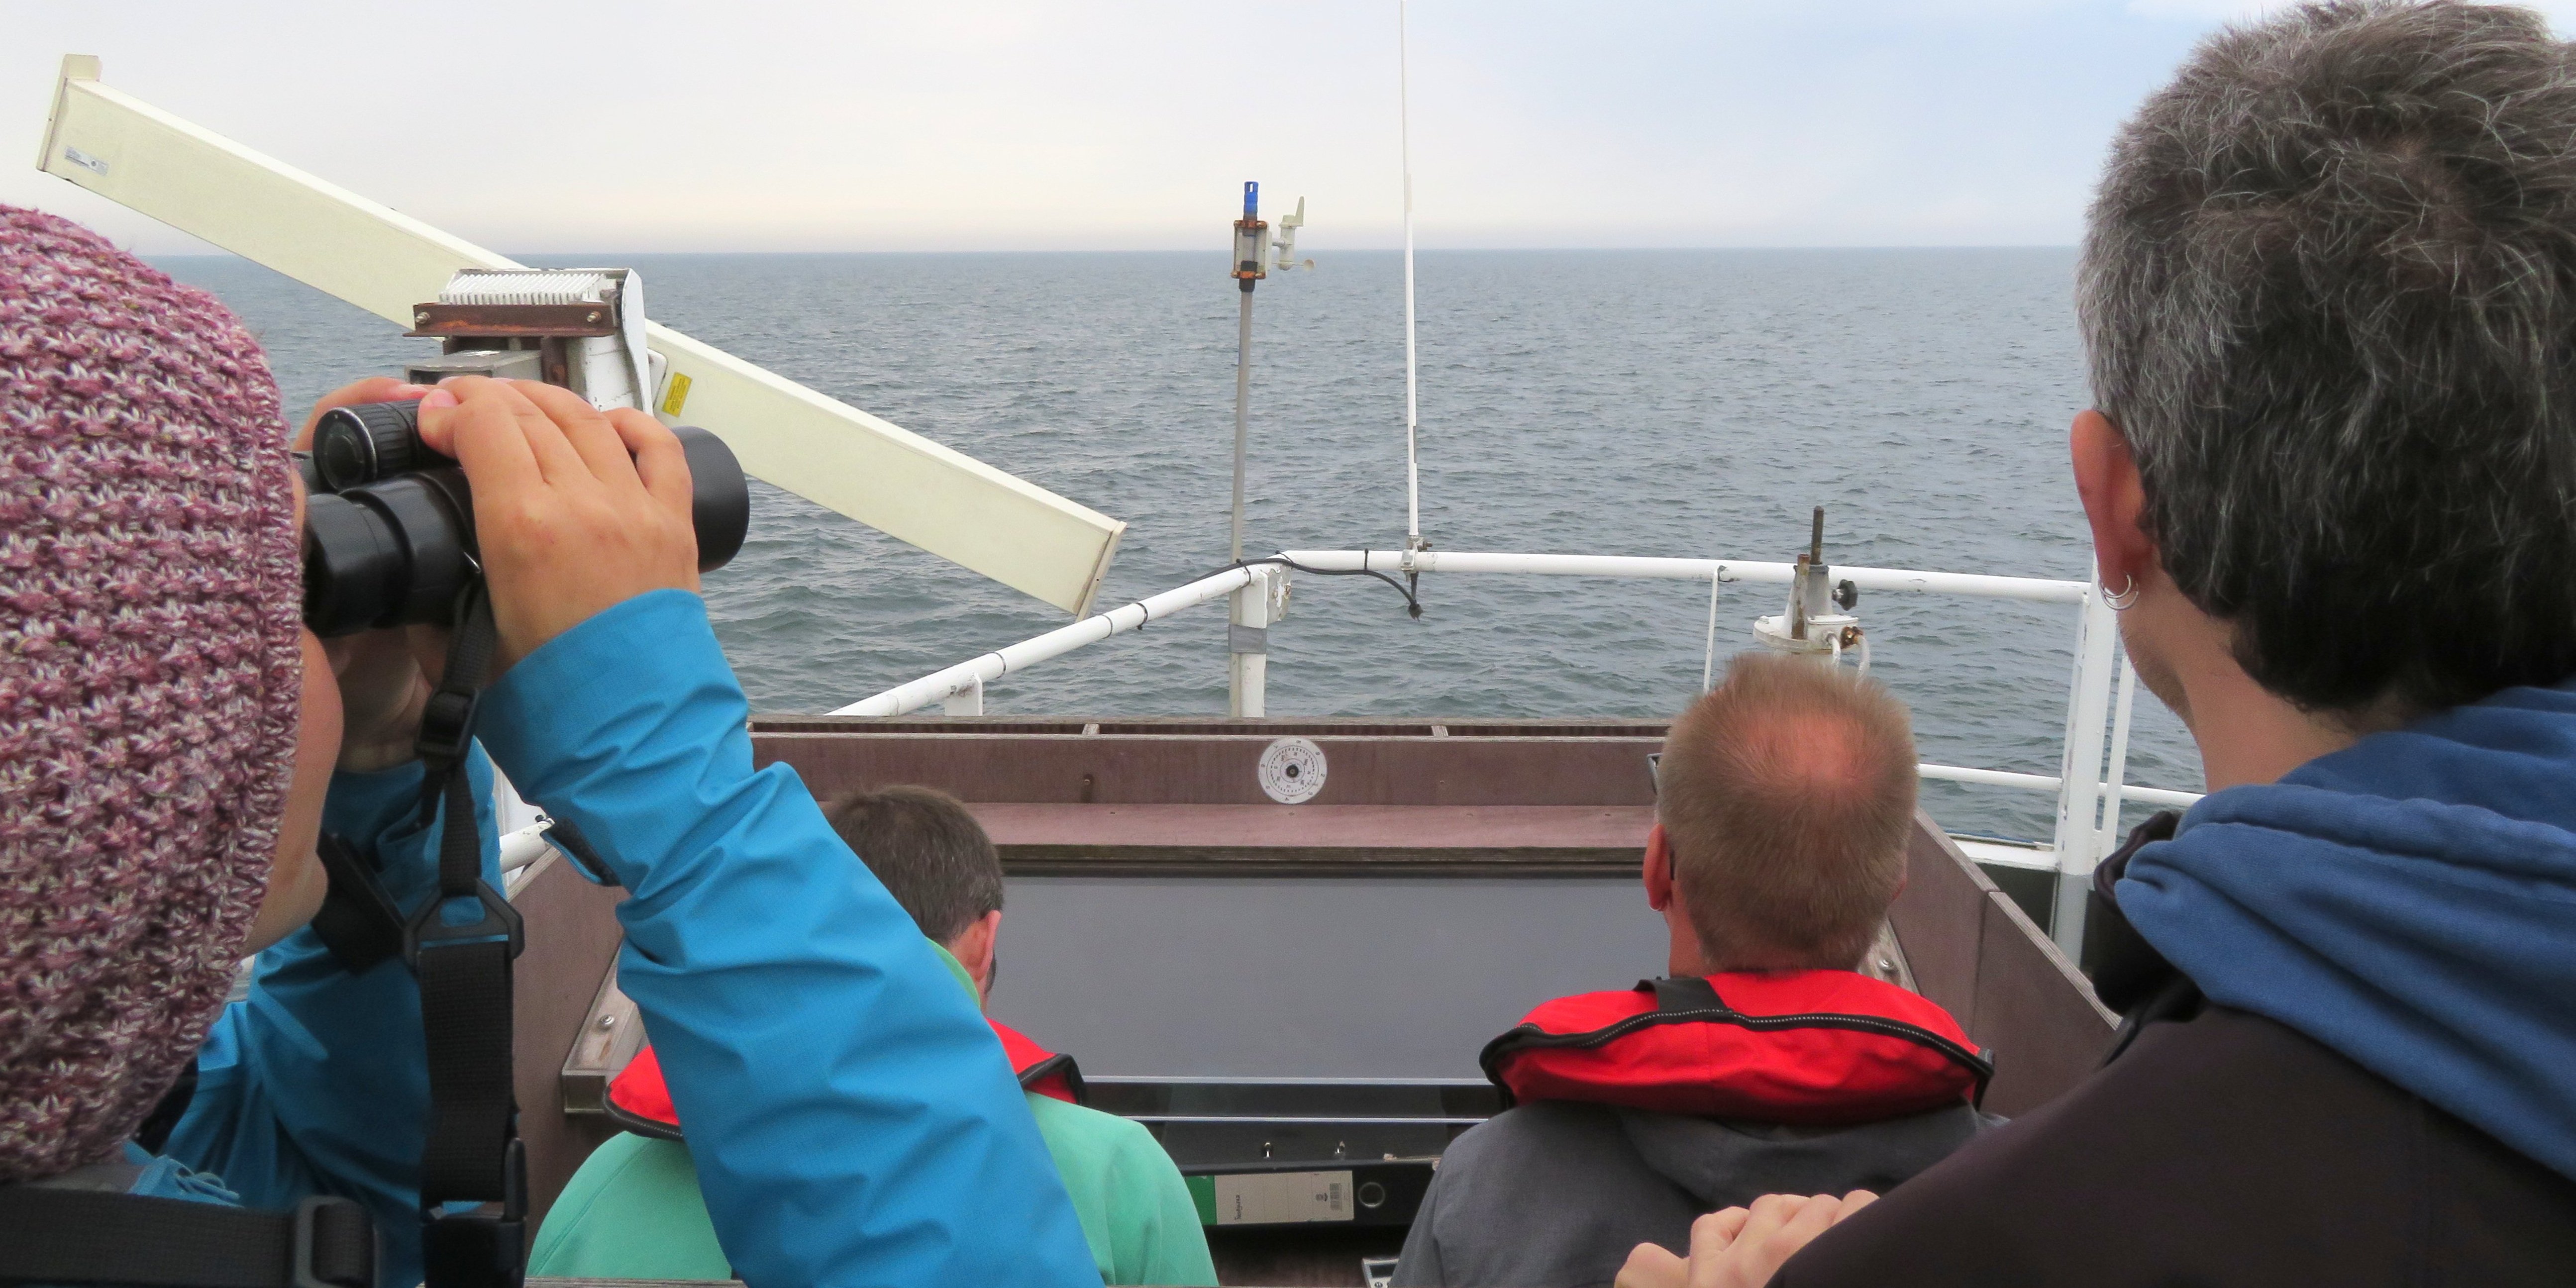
[837,547,2204,955]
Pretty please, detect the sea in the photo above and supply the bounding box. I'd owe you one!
[159,248,2201,851]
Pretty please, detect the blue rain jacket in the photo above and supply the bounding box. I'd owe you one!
[472,589,1094,1287]
[140,589,1094,1288]
[154,752,500,1288]
[2117,680,2576,1181]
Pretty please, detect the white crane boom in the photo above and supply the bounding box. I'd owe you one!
[35,56,1126,616]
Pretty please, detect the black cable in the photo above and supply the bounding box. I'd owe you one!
[1197,555,1424,619]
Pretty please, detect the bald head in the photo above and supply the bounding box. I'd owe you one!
[1658,653,1917,971]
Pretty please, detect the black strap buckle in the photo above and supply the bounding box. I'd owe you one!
[419,1140,526,1288]
[292,1196,377,1288]
[415,687,482,770]
[404,877,524,965]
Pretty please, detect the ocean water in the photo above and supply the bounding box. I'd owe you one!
[160,248,2199,845]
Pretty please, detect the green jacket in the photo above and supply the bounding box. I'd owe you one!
[529,946,1216,1286]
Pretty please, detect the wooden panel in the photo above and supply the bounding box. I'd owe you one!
[510,852,629,1241]
[1208,1228,1403,1288]
[1888,814,1995,1034]
[974,802,1649,876]
[754,732,1665,808]
[1972,891,2118,1118]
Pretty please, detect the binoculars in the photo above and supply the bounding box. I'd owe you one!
[300,399,749,636]
[298,266,749,637]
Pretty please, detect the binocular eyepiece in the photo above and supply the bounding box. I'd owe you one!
[301,399,751,637]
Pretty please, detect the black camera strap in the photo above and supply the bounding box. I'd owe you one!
[309,834,404,976]
[404,586,526,1288]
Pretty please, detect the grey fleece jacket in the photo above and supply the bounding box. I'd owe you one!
[1391,1099,1997,1288]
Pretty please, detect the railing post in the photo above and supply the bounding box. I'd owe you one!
[2098,650,2139,859]
[940,673,984,717]
[2050,567,2120,957]
[1229,566,1280,718]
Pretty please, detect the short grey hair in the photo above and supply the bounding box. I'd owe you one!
[2081,0,2576,714]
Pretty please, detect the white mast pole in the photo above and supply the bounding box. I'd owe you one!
[1400,0,1422,549]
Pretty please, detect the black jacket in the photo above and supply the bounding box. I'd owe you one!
[1392,1099,1992,1288]
[1771,816,2576,1287]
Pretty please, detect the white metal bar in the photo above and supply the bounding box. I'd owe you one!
[2111,784,2198,808]
[36,56,1126,616]
[836,567,1257,717]
[2098,650,2140,854]
[1700,572,1722,692]
[1918,763,2198,808]
[1232,289,1254,564]
[941,674,985,717]
[1230,566,1277,718]
[1398,0,1421,544]
[1280,549,2090,602]
[1919,764,2061,791]
[2050,570,2121,956]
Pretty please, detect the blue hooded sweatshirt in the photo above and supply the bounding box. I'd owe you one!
[2115,680,2576,1182]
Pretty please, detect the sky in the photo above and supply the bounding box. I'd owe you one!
[5,1,2575,254]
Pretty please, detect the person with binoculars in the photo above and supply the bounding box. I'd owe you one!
[0,207,1098,1287]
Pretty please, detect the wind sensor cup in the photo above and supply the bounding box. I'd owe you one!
[301,269,751,636]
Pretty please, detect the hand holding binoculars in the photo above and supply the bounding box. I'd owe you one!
[301,397,749,637]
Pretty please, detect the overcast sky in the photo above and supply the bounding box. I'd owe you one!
[6,1,2574,254]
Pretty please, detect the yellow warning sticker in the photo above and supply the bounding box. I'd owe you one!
[660,372,693,418]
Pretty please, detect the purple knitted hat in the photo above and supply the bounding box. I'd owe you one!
[0,206,305,1181]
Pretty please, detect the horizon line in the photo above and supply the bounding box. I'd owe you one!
[143,243,2083,259]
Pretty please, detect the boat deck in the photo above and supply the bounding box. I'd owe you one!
[507,716,2116,1287]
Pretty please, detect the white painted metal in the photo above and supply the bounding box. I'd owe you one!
[1700,572,1722,692]
[1397,0,1423,546]
[499,822,559,877]
[1257,737,1329,804]
[1233,286,1256,564]
[1952,837,2060,872]
[36,57,1126,616]
[941,674,985,717]
[1920,762,2199,809]
[2049,572,2122,956]
[1271,198,1311,272]
[1279,549,2090,602]
[2099,650,2142,856]
[1230,566,1281,718]
[1920,764,2063,792]
[837,567,1258,716]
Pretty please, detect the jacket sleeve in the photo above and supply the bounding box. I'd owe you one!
[473,589,1097,1288]
[163,751,500,1288]
[1388,1170,1450,1287]
[1102,1125,1217,1287]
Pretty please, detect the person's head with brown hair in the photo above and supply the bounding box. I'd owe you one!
[822,785,1009,1000]
[1645,652,1918,975]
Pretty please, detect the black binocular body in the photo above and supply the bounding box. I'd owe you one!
[301,398,750,637]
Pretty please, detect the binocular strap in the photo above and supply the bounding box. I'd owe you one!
[407,590,528,1288]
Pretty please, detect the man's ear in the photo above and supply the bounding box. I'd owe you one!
[2070,411,2157,595]
[1644,824,1674,912]
[947,909,1004,1001]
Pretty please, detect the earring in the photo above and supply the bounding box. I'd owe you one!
[2102,574,2140,611]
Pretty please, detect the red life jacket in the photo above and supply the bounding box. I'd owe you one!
[605,1020,1087,1141]
[1480,972,1992,1127]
